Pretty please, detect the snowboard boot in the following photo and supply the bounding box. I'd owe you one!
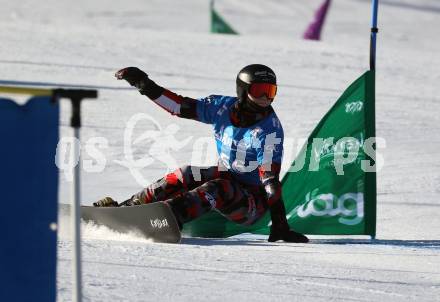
[93,197,119,207]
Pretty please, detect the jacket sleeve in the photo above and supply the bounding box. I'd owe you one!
[258,163,282,208]
[137,77,198,120]
[258,163,290,232]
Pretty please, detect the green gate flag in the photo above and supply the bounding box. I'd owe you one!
[210,1,238,34]
[183,71,376,238]
[280,70,376,236]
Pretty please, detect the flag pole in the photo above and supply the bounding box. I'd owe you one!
[368,0,379,240]
[370,0,379,71]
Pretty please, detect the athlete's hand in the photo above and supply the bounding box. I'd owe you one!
[115,67,149,89]
[268,228,309,243]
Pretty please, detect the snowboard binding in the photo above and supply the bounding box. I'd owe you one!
[93,197,119,207]
[93,196,143,207]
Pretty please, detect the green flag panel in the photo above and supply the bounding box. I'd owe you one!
[281,70,376,236]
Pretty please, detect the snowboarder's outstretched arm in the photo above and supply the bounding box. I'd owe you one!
[259,163,309,243]
[115,67,198,119]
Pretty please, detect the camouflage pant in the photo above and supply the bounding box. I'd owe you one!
[132,165,268,225]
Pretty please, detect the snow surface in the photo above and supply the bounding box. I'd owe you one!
[1,0,440,301]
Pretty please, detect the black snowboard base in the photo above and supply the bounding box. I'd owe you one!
[80,202,181,243]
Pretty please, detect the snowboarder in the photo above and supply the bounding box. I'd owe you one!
[95,64,309,243]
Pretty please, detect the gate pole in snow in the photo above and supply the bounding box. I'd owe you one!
[54,89,98,302]
[370,0,379,71]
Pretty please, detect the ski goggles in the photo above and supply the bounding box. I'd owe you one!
[248,83,277,99]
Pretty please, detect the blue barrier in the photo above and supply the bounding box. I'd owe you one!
[0,96,59,302]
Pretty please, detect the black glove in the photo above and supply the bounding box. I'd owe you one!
[115,67,149,88]
[268,200,309,243]
[115,67,163,99]
[268,228,309,243]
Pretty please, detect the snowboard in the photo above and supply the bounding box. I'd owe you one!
[81,202,181,243]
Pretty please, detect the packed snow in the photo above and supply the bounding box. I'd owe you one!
[1,0,439,301]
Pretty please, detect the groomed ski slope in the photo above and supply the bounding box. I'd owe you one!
[1,0,440,301]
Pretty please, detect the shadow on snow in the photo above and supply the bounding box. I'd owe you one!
[182,237,440,249]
